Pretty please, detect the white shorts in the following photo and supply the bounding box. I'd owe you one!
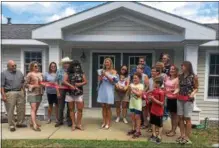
[65,95,83,102]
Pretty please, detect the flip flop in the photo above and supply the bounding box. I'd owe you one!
[71,126,76,131]
[76,125,84,131]
[166,131,176,137]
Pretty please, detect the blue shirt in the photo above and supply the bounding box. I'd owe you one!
[130,65,151,78]
[55,68,67,85]
[44,72,57,94]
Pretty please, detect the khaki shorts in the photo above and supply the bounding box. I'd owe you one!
[65,95,83,102]
[115,91,129,102]
[177,100,193,118]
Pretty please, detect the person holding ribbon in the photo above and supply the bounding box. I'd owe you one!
[44,62,58,124]
[174,61,198,144]
[25,61,44,131]
[63,60,87,131]
[164,65,179,137]
[97,58,118,129]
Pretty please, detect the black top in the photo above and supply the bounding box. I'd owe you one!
[179,74,195,96]
[68,72,84,96]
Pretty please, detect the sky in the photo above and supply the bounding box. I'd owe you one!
[1,2,219,24]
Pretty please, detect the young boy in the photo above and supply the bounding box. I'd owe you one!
[149,77,165,144]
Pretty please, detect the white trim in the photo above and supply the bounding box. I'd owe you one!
[20,48,47,75]
[204,50,219,102]
[200,117,219,121]
[200,40,219,47]
[2,39,48,46]
[89,49,155,107]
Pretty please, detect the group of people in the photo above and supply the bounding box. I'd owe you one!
[1,53,198,145]
[96,54,198,144]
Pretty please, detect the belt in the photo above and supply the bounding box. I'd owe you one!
[5,89,21,93]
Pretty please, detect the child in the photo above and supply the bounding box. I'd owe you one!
[115,74,127,91]
[149,77,165,144]
[127,72,144,138]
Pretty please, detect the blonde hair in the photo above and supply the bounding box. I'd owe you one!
[103,58,114,70]
[29,61,40,72]
[155,62,164,73]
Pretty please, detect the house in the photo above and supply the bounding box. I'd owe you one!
[1,2,218,124]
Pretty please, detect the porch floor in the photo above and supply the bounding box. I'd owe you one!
[1,108,185,143]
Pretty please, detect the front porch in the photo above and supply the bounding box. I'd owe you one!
[2,108,183,143]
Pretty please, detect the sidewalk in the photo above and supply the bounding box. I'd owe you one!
[1,108,182,143]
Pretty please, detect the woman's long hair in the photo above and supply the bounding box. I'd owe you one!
[119,65,129,77]
[48,62,57,73]
[103,58,113,70]
[181,61,194,76]
[68,60,83,73]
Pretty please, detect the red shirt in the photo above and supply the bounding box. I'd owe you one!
[150,88,165,116]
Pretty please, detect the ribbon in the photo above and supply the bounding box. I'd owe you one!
[40,82,76,90]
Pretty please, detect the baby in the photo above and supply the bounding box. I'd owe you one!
[115,75,127,90]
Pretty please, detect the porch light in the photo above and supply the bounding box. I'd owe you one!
[80,51,86,62]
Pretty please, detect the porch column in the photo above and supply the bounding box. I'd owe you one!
[48,41,62,69]
[184,43,201,111]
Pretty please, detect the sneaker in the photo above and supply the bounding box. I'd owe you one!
[156,137,162,144]
[123,118,128,124]
[115,117,120,123]
[149,135,156,142]
[9,126,16,132]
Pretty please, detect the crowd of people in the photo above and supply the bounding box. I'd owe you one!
[1,53,198,145]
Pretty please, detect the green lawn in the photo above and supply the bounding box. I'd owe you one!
[2,127,219,148]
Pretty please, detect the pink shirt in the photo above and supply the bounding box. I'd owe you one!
[164,76,178,99]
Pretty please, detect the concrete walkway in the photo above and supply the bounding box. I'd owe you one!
[1,108,181,143]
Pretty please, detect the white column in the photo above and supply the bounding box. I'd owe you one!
[48,41,62,69]
[184,44,201,111]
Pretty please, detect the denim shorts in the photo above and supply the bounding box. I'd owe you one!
[130,108,142,115]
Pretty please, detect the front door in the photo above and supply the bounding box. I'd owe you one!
[92,53,121,107]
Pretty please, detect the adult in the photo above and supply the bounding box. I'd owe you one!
[130,57,151,78]
[164,65,179,137]
[63,60,87,131]
[160,53,171,76]
[1,60,27,132]
[55,57,72,127]
[25,61,44,131]
[97,58,118,129]
[174,61,198,144]
[44,62,58,123]
[115,65,130,124]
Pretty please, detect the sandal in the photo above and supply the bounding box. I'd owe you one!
[132,132,141,139]
[166,131,176,137]
[104,125,110,130]
[32,125,41,132]
[71,125,76,131]
[165,130,172,135]
[76,125,84,131]
[147,128,152,132]
[180,138,189,145]
[176,136,183,143]
[127,130,136,135]
[101,124,105,128]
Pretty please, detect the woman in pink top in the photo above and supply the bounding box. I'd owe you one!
[164,65,179,137]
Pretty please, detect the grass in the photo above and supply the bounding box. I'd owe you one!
[2,127,219,148]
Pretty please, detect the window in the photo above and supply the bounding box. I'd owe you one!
[207,54,219,99]
[24,51,42,75]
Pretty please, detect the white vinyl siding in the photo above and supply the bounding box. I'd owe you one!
[197,48,219,120]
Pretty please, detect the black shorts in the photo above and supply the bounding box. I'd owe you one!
[47,94,58,105]
[167,98,177,113]
[150,113,163,127]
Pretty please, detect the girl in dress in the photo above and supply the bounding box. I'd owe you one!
[25,61,44,131]
[97,58,118,129]
[127,72,144,138]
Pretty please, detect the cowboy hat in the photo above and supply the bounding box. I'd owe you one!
[61,57,72,63]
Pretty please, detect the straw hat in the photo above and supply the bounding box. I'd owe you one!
[60,57,72,63]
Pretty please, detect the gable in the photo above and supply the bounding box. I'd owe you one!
[70,17,180,36]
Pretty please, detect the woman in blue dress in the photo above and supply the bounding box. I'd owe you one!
[97,58,118,129]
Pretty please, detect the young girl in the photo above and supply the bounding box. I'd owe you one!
[149,77,165,144]
[127,72,144,138]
